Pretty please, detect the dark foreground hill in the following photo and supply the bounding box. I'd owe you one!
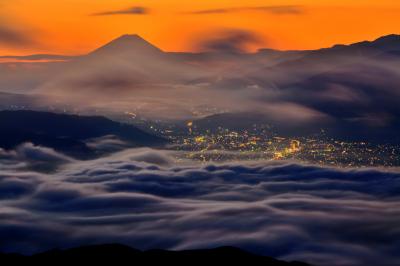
[0,244,310,265]
[0,110,166,158]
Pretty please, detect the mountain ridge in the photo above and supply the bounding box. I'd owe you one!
[2,33,400,58]
[0,110,166,158]
[0,244,311,265]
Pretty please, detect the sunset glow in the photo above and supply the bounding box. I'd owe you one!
[1,0,400,55]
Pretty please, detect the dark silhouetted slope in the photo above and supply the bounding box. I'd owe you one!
[0,244,311,265]
[0,110,166,157]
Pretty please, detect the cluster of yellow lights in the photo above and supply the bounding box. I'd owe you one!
[273,140,301,160]
[167,123,400,167]
[126,117,399,167]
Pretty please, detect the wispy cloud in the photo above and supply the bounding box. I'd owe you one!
[91,6,149,16]
[187,5,304,15]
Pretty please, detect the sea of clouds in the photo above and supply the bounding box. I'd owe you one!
[0,145,400,266]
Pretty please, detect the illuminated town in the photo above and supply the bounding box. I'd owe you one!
[171,131,399,167]
[160,121,400,167]
[2,103,398,168]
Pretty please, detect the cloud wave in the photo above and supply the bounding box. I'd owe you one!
[0,148,399,266]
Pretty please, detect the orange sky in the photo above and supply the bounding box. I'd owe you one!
[1,0,400,55]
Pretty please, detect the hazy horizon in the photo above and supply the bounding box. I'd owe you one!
[0,33,399,57]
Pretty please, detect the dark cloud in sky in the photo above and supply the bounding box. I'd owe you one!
[0,25,34,47]
[193,29,264,53]
[91,6,149,16]
[187,5,304,15]
[0,147,400,266]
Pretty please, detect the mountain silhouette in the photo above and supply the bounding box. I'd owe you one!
[0,244,311,265]
[89,34,163,58]
[329,34,400,54]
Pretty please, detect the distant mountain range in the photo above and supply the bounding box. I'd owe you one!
[0,110,166,158]
[3,34,400,61]
[0,244,310,265]
[1,34,400,143]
